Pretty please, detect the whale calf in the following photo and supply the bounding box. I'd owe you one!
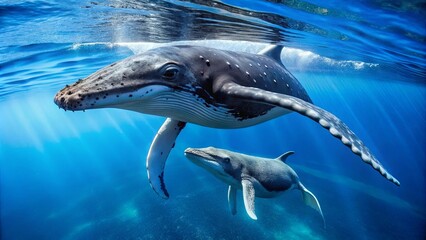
[54,44,400,198]
[185,147,325,226]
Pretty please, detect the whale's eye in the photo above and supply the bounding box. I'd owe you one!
[224,157,231,163]
[162,65,180,80]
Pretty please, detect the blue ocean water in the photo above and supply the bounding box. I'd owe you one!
[1,1,425,239]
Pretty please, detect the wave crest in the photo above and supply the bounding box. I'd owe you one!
[72,40,378,72]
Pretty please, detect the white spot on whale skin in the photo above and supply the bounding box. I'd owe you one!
[306,109,320,119]
[329,127,340,137]
[278,97,293,107]
[292,103,305,112]
[379,166,386,175]
[281,99,292,106]
[319,119,330,128]
[341,136,351,145]
[351,145,361,154]
[361,153,370,163]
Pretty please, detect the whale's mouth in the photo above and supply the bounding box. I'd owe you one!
[53,51,180,112]
[54,84,172,111]
[184,148,227,176]
[184,148,214,160]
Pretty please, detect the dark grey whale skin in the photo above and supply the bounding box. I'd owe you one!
[55,45,311,122]
[161,45,312,121]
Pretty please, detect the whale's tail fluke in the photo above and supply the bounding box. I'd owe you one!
[299,183,326,228]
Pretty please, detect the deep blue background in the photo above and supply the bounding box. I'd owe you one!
[1,43,425,239]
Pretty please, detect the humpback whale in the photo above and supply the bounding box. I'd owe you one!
[185,147,325,227]
[54,44,400,198]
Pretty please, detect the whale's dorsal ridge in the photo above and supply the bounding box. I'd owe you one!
[257,45,283,63]
[276,151,295,162]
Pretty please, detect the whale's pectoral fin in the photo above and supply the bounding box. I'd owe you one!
[241,178,257,220]
[146,118,186,199]
[228,185,237,215]
[222,82,400,186]
[299,183,326,228]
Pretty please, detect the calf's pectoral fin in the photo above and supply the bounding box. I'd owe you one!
[222,82,400,186]
[146,118,186,199]
[228,185,237,215]
[299,183,325,228]
[241,178,257,220]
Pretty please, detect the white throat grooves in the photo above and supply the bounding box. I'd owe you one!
[126,90,290,128]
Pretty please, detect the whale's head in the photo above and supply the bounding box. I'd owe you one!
[184,147,243,184]
[54,47,199,113]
